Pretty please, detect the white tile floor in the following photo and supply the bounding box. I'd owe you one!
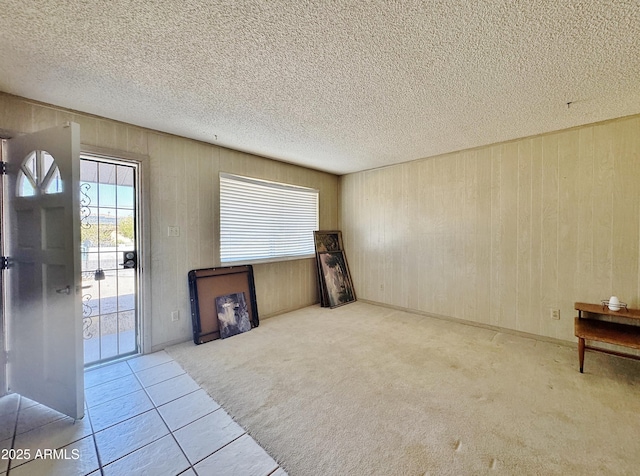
[0,351,286,476]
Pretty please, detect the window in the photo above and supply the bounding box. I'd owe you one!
[17,150,62,196]
[220,173,319,263]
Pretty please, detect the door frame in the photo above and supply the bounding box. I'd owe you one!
[81,145,151,358]
[0,137,7,396]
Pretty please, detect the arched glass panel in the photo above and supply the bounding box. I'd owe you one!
[16,150,63,197]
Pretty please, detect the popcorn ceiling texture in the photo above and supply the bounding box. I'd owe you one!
[1,1,639,174]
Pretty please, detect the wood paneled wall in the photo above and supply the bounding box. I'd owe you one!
[4,91,639,347]
[0,93,338,350]
[340,115,640,342]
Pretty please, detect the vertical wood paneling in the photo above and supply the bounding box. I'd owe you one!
[489,145,502,327]
[462,150,478,321]
[475,148,492,325]
[0,94,32,132]
[449,154,463,319]
[576,127,595,302]
[612,119,639,308]
[0,93,338,350]
[529,137,543,336]
[72,113,98,147]
[184,142,202,269]
[148,133,180,347]
[500,143,518,330]
[557,130,580,339]
[352,172,364,297]
[114,123,129,152]
[592,124,615,298]
[633,119,640,310]
[33,106,57,132]
[176,140,190,319]
[198,144,216,267]
[432,158,447,315]
[386,166,402,306]
[127,127,148,156]
[516,140,532,333]
[97,120,117,150]
[371,170,384,300]
[424,158,436,313]
[5,93,640,346]
[55,109,74,128]
[340,114,640,342]
[403,162,419,310]
[539,134,559,337]
[423,160,435,313]
[637,120,640,310]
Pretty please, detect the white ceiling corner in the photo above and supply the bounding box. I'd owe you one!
[1,1,639,175]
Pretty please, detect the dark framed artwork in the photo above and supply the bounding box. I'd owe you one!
[188,265,259,344]
[313,230,345,307]
[313,230,344,253]
[317,251,356,308]
[315,258,330,308]
[216,292,252,339]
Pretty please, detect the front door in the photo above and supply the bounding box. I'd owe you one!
[79,157,140,366]
[3,123,83,419]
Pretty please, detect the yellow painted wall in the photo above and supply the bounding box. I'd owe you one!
[340,115,640,342]
[0,93,339,349]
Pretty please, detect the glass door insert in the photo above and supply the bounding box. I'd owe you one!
[80,157,139,366]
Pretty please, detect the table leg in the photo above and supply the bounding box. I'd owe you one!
[578,337,585,373]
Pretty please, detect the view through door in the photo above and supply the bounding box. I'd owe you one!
[79,157,140,366]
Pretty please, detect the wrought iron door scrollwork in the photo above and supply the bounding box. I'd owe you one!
[80,182,92,228]
[82,293,95,340]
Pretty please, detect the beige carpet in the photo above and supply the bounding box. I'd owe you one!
[167,302,640,475]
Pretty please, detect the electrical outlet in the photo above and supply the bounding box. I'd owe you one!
[167,226,180,237]
[171,310,180,322]
[550,309,560,320]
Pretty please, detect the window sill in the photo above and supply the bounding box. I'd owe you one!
[220,254,315,267]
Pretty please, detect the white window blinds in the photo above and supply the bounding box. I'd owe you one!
[220,173,319,263]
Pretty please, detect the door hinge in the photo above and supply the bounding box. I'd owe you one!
[0,161,6,175]
[1,257,9,270]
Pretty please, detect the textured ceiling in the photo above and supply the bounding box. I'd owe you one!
[1,1,640,175]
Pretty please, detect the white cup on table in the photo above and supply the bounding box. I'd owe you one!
[608,296,621,311]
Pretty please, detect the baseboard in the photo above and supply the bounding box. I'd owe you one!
[358,298,575,349]
[260,301,320,320]
[149,302,320,352]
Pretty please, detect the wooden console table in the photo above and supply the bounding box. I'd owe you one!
[574,302,640,373]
